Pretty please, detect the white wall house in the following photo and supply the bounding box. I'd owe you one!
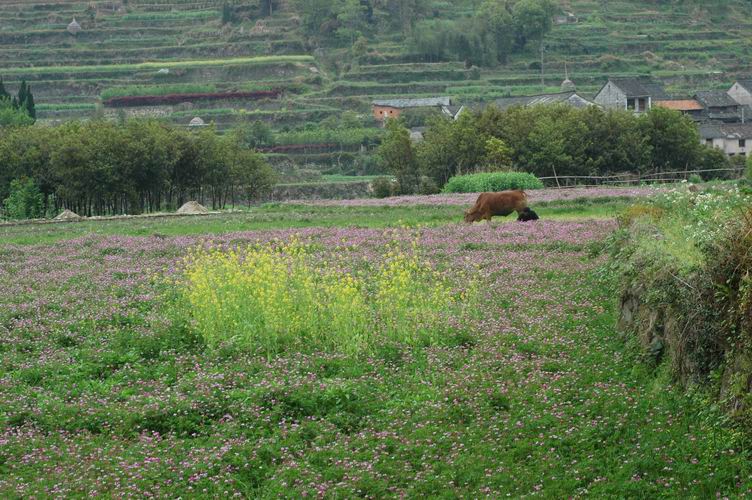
[699,123,752,157]
[593,77,669,113]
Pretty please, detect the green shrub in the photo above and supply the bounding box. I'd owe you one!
[179,240,474,356]
[688,174,703,184]
[417,176,439,195]
[747,154,752,181]
[371,176,399,198]
[2,177,44,220]
[442,172,543,193]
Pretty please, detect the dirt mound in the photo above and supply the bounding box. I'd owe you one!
[55,209,81,220]
[177,201,209,214]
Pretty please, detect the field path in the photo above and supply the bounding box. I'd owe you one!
[0,219,749,497]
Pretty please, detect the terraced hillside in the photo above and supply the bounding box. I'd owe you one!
[2,0,752,171]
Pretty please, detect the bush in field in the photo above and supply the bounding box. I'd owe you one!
[2,177,44,220]
[371,176,398,198]
[442,172,543,193]
[746,154,752,181]
[180,239,472,355]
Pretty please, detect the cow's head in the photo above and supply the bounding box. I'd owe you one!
[464,210,478,223]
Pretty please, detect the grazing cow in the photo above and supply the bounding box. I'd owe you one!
[517,207,539,222]
[464,190,528,223]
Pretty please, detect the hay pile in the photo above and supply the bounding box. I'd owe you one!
[55,209,81,220]
[177,201,209,214]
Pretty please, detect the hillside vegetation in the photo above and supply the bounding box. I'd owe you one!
[3,0,752,172]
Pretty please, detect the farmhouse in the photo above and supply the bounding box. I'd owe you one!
[372,97,451,122]
[728,80,752,106]
[699,122,752,157]
[593,77,669,113]
[694,90,743,123]
[493,91,594,110]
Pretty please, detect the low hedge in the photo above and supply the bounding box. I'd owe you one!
[442,172,543,193]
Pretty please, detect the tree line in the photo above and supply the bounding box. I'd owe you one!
[0,79,36,127]
[293,0,556,66]
[378,104,732,194]
[0,120,275,218]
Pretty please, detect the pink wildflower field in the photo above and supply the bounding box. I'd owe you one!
[0,203,750,497]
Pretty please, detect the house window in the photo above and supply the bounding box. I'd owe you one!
[706,139,713,146]
[740,139,746,148]
[638,98,647,111]
[627,98,635,110]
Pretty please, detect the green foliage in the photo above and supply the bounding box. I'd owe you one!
[371,176,399,198]
[0,79,35,125]
[746,154,752,181]
[0,99,34,127]
[2,177,44,220]
[609,185,752,411]
[418,113,488,186]
[0,119,275,216]
[101,84,217,100]
[377,119,420,194]
[442,171,543,193]
[419,105,705,181]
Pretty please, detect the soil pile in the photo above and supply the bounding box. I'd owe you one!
[177,201,209,214]
[54,209,81,221]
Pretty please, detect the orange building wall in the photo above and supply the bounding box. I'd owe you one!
[372,105,402,121]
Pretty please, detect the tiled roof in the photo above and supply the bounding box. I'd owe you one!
[694,90,739,108]
[372,97,451,108]
[607,77,669,99]
[654,99,704,111]
[493,91,594,110]
[699,122,752,140]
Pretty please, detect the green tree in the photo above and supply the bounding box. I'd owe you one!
[377,119,419,194]
[640,108,700,172]
[0,78,9,101]
[3,177,44,219]
[0,99,33,127]
[23,88,35,120]
[483,137,513,171]
[478,0,514,64]
[336,0,367,43]
[512,0,554,48]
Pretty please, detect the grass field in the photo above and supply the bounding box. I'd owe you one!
[1,190,751,497]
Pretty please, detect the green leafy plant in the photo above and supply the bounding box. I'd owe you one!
[3,177,44,220]
[442,172,543,193]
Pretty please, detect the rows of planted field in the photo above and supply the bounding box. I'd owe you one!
[1,193,751,496]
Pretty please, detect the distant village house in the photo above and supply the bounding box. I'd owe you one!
[372,97,451,123]
[699,122,752,157]
[593,77,669,113]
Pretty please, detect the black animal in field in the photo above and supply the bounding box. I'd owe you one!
[517,207,539,222]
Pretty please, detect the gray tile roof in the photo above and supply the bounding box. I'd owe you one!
[694,90,739,108]
[372,97,451,108]
[493,91,594,110]
[699,122,752,140]
[607,77,669,99]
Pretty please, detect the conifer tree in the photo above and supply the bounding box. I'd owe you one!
[0,78,9,101]
[17,80,28,110]
[24,89,36,120]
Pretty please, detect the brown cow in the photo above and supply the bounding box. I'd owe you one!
[464,190,528,223]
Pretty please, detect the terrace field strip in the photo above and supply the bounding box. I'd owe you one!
[1,196,751,497]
